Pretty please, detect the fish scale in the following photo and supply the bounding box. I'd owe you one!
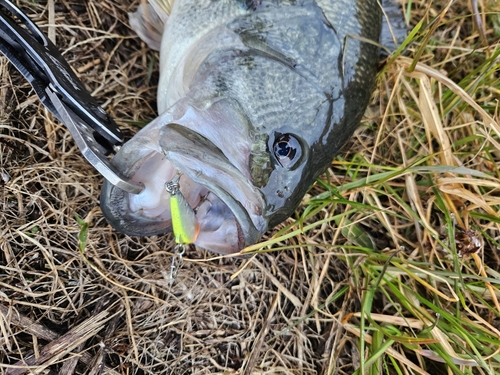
[196,54,328,137]
[316,0,382,82]
[226,3,342,92]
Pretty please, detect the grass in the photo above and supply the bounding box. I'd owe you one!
[0,0,499,374]
[319,2,500,372]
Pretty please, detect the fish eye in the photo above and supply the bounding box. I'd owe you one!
[273,134,300,168]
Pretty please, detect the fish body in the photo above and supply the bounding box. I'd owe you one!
[101,0,396,254]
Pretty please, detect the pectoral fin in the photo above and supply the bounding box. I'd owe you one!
[129,0,174,51]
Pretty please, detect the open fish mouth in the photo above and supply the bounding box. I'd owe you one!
[100,110,266,255]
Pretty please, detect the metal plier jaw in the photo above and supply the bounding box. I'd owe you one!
[0,0,144,194]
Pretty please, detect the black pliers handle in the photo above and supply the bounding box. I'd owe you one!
[0,0,143,194]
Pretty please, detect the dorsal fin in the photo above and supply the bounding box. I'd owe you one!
[128,0,174,51]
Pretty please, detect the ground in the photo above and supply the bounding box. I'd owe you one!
[1,0,500,374]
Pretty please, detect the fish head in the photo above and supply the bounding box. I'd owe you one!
[100,81,341,255]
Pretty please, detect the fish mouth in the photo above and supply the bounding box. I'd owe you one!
[100,119,265,255]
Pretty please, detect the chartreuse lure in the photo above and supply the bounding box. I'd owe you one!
[165,174,200,245]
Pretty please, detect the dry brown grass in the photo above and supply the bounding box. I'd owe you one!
[1,0,499,374]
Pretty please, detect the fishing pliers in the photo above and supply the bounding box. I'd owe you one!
[0,0,143,194]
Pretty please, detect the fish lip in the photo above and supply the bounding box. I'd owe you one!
[100,165,173,237]
[159,122,266,249]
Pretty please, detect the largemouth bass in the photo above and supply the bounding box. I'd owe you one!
[100,0,404,254]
